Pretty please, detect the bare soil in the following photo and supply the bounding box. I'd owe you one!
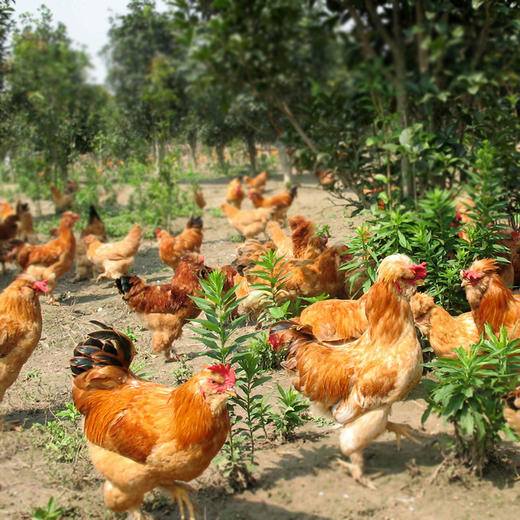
[0,175,519,520]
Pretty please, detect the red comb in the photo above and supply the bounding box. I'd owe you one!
[322,237,328,245]
[410,262,427,279]
[199,254,205,263]
[268,333,281,350]
[208,363,236,388]
[461,269,483,283]
[33,280,48,293]
[155,229,161,238]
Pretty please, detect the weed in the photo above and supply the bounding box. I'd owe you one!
[229,234,244,243]
[129,356,155,381]
[30,497,63,520]
[209,207,224,218]
[271,384,311,441]
[423,326,520,473]
[170,356,194,385]
[124,326,139,342]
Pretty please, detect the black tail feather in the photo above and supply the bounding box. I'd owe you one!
[88,205,102,224]
[115,276,134,295]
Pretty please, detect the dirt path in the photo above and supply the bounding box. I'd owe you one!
[0,175,518,519]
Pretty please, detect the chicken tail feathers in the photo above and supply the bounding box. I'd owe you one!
[88,205,102,224]
[70,324,135,378]
[116,275,138,295]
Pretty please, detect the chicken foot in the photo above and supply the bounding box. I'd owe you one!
[386,421,423,451]
[163,483,199,520]
[337,451,381,489]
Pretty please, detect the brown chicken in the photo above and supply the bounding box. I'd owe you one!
[0,214,19,241]
[221,203,275,239]
[72,205,108,282]
[0,201,15,222]
[232,239,275,275]
[0,275,47,418]
[243,170,268,192]
[315,168,335,187]
[410,292,480,358]
[116,253,209,360]
[50,184,75,213]
[504,387,520,437]
[462,258,520,338]
[248,185,298,223]
[10,212,78,303]
[268,254,426,488]
[225,177,245,208]
[85,224,141,281]
[15,202,37,244]
[194,186,206,209]
[70,323,235,520]
[156,216,203,270]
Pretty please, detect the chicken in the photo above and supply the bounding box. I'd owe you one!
[266,221,293,258]
[315,168,335,187]
[156,216,203,270]
[221,203,275,239]
[232,239,275,275]
[462,258,520,338]
[289,215,327,259]
[10,211,78,303]
[0,214,19,241]
[225,177,245,208]
[410,292,480,358]
[453,196,475,241]
[15,202,37,244]
[504,387,520,437]
[0,201,15,222]
[70,323,235,520]
[116,253,209,360]
[268,254,426,487]
[72,205,108,282]
[50,184,75,213]
[0,239,24,274]
[85,224,141,281]
[243,170,268,192]
[248,185,298,223]
[194,186,206,209]
[0,275,47,418]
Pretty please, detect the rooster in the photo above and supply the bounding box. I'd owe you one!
[116,253,209,360]
[269,254,426,488]
[156,216,203,270]
[70,323,235,520]
[410,292,480,358]
[225,177,245,208]
[0,275,47,420]
[461,258,520,338]
[85,224,141,281]
[194,186,206,210]
[15,202,37,244]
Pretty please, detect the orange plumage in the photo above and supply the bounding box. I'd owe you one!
[225,177,245,208]
[269,254,425,487]
[243,170,268,192]
[85,224,141,281]
[0,201,15,222]
[0,214,19,241]
[194,186,206,209]
[221,203,275,239]
[410,292,480,358]
[116,253,209,360]
[15,202,37,244]
[462,258,520,338]
[11,212,78,303]
[0,275,47,408]
[248,185,298,223]
[70,324,234,519]
[156,216,203,270]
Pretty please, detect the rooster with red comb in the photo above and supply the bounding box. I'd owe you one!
[268,254,426,488]
[71,322,235,520]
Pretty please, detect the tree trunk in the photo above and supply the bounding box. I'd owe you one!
[188,132,198,166]
[245,134,257,176]
[153,138,165,175]
[275,141,292,184]
[215,144,227,173]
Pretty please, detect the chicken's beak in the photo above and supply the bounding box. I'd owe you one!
[225,388,237,398]
[461,280,469,287]
[415,279,425,286]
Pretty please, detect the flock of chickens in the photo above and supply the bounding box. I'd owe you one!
[0,171,520,519]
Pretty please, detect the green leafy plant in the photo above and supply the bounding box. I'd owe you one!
[423,326,520,473]
[30,497,63,520]
[246,331,285,371]
[170,355,194,385]
[271,384,310,441]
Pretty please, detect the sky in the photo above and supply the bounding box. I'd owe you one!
[13,0,167,84]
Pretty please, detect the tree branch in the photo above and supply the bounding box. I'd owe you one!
[471,2,493,70]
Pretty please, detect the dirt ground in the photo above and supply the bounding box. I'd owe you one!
[0,175,519,520]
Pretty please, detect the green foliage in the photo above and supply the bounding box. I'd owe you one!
[423,326,520,472]
[271,384,310,441]
[30,497,63,520]
[170,356,194,385]
[32,402,84,463]
[246,331,285,371]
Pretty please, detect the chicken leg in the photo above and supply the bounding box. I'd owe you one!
[386,421,422,451]
[164,483,198,520]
